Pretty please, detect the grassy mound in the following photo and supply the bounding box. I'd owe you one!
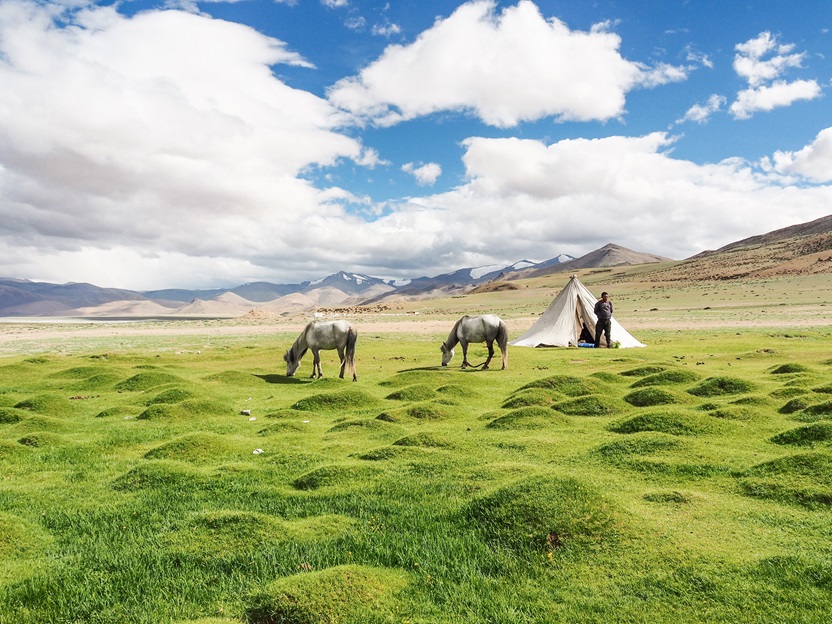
[291,463,381,491]
[769,363,810,374]
[293,389,379,412]
[778,397,813,414]
[623,388,687,407]
[112,460,208,492]
[115,371,182,391]
[486,406,569,430]
[145,388,196,405]
[594,433,685,460]
[14,394,77,417]
[136,400,230,420]
[0,408,23,424]
[327,418,401,435]
[771,422,832,446]
[384,384,436,402]
[502,388,559,409]
[392,432,450,448]
[164,511,354,559]
[71,372,122,391]
[707,406,763,421]
[630,369,701,388]
[405,402,462,420]
[17,432,65,448]
[143,432,251,464]
[642,490,692,504]
[620,365,666,377]
[0,511,54,559]
[813,384,832,395]
[518,375,597,397]
[769,387,808,399]
[553,395,627,417]
[435,384,479,399]
[608,411,716,436]
[739,451,832,509]
[465,474,622,553]
[795,401,832,422]
[687,376,756,397]
[245,565,407,624]
[49,366,105,379]
[258,422,307,435]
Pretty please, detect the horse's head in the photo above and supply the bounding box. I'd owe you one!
[440,342,454,366]
[284,349,300,377]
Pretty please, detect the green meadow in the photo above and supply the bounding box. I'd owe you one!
[0,317,831,622]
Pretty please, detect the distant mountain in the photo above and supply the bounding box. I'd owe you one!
[646,214,832,281]
[0,278,147,316]
[0,248,655,316]
[498,244,670,281]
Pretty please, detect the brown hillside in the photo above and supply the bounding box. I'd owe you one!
[645,215,832,282]
[508,243,671,281]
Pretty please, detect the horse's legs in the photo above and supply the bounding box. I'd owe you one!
[311,349,321,378]
[460,341,470,368]
[337,346,346,379]
[483,340,494,370]
[500,344,508,370]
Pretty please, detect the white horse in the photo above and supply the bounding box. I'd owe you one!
[440,314,508,370]
[284,320,358,381]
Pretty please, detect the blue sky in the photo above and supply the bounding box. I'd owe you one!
[0,0,830,289]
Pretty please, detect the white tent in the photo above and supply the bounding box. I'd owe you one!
[510,275,645,348]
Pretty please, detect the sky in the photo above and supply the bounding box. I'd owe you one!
[0,0,830,290]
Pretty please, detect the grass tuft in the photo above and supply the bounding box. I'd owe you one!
[630,369,701,387]
[486,406,568,430]
[502,388,559,408]
[687,376,756,397]
[245,565,407,624]
[384,384,436,402]
[465,474,623,553]
[518,375,596,397]
[770,363,811,374]
[291,463,381,490]
[114,371,182,391]
[624,387,686,407]
[771,422,832,446]
[620,365,666,377]
[642,490,692,504]
[293,390,379,412]
[553,395,627,416]
[608,411,716,436]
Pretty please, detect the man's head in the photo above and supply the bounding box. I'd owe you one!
[601,291,609,300]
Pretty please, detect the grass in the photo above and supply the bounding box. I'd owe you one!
[0,321,831,622]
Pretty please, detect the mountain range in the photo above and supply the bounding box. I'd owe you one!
[0,253,585,317]
[3,213,831,318]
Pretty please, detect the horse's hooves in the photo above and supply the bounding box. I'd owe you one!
[482,365,489,370]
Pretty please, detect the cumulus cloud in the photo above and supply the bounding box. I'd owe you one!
[770,127,832,183]
[402,162,442,186]
[0,1,375,288]
[730,32,821,118]
[327,0,683,128]
[730,80,822,119]
[678,94,726,124]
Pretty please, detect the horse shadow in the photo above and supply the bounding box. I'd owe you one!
[254,374,305,385]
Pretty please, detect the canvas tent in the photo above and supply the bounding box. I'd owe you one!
[510,275,645,348]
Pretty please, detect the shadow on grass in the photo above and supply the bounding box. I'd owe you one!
[254,374,307,385]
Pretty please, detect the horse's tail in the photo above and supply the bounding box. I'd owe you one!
[345,326,358,381]
[497,320,509,369]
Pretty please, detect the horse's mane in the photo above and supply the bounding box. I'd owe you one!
[287,331,309,364]
[445,316,464,348]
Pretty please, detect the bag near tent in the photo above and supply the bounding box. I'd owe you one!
[509,275,645,348]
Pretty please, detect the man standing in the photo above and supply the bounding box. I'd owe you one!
[593,291,613,348]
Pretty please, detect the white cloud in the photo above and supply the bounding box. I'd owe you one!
[729,31,821,118]
[771,127,832,183]
[730,79,822,119]
[322,0,349,8]
[402,162,442,186]
[734,32,804,86]
[0,1,375,288]
[328,0,682,128]
[678,94,726,124]
[372,21,401,37]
